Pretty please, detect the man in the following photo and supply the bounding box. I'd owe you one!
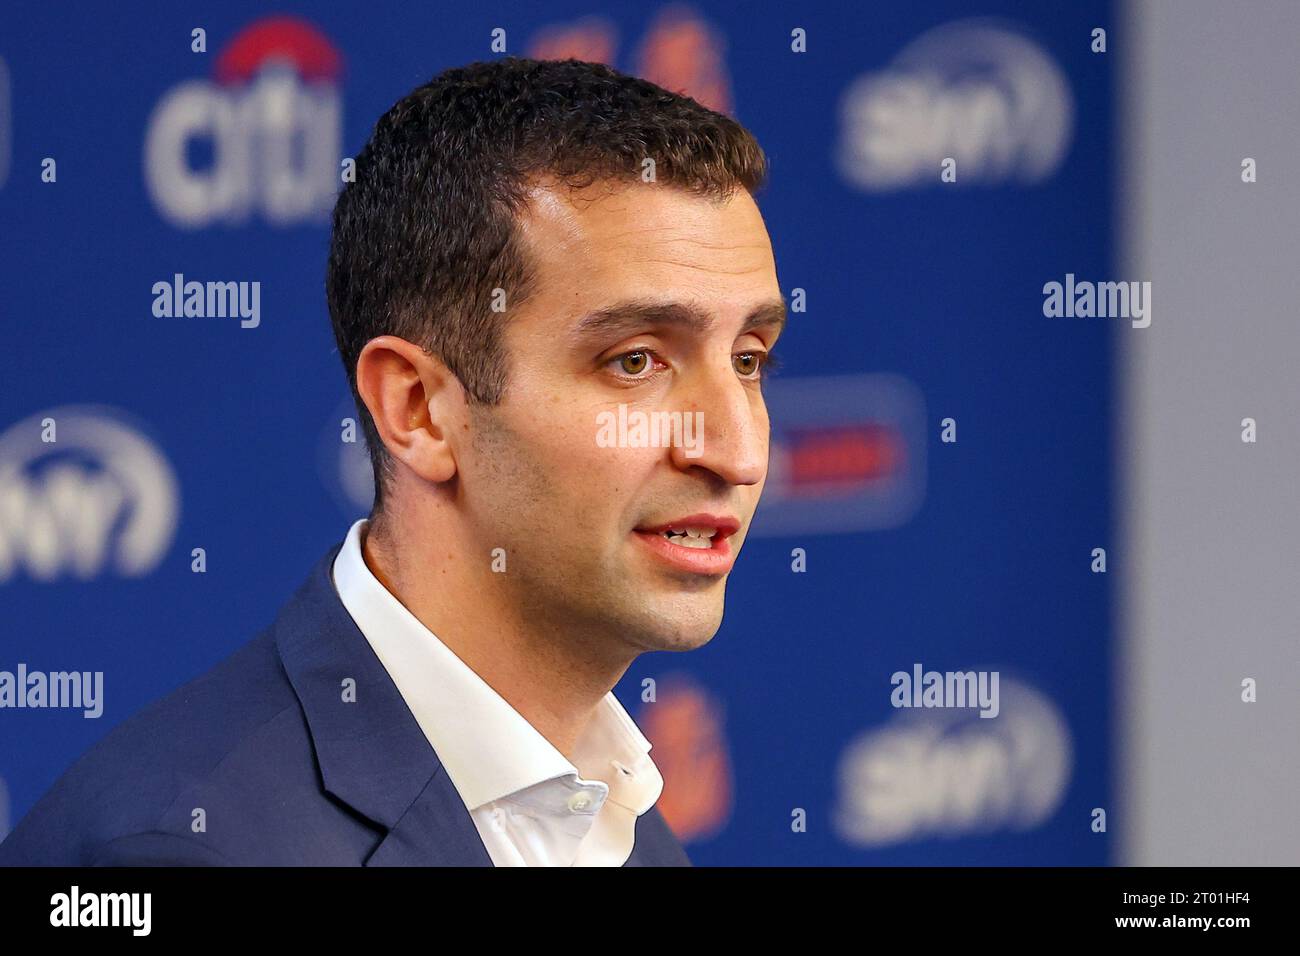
[0,57,784,866]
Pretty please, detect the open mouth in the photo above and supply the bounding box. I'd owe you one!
[656,526,721,550]
[631,514,741,575]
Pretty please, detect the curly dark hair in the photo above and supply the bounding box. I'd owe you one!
[326,56,769,511]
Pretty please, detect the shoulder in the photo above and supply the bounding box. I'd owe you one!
[0,628,324,866]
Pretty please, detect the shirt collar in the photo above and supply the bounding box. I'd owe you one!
[330,518,662,814]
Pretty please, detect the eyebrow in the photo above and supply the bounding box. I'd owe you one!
[571,298,787,343]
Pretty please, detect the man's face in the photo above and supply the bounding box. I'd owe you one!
[458,178,784,656]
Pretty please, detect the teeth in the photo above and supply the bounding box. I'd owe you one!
[660,527,717,549]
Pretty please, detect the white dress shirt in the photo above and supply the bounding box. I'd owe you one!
[330,518,664,866]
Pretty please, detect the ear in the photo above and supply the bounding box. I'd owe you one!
[355,335,463,484]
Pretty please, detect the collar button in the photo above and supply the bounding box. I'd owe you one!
[567,792,594,813]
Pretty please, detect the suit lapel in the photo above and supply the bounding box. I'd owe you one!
[623,805,693,867]
[274,543,492,866]
[364,764,493,866]
[274,541,690,867]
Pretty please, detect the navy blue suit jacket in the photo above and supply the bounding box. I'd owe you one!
[0,542,692,866]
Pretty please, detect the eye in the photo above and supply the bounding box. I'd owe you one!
[606,349,667,381]
[734,350,779,380]
[620,351,650,375]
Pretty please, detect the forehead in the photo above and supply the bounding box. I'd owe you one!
[513,178,779,325]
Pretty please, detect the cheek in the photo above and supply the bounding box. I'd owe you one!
[503,372,664,526]
[507,405,652,522]
[584,446,660,509]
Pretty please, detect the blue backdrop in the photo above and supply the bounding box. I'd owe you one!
[0,0,1114,865]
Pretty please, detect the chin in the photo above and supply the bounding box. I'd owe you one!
[630,601,725,653]
[635,629,719,654]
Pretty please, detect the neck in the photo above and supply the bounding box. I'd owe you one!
[362,505,632,760]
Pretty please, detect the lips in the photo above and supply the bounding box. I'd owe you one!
[636,514,741,537]
[632,513,741,576]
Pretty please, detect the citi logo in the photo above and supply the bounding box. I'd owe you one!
[144,16,343,228]
[837,18,1074,191]
[0,407,179,582]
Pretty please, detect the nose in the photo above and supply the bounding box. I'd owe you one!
[668,358,767,487]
